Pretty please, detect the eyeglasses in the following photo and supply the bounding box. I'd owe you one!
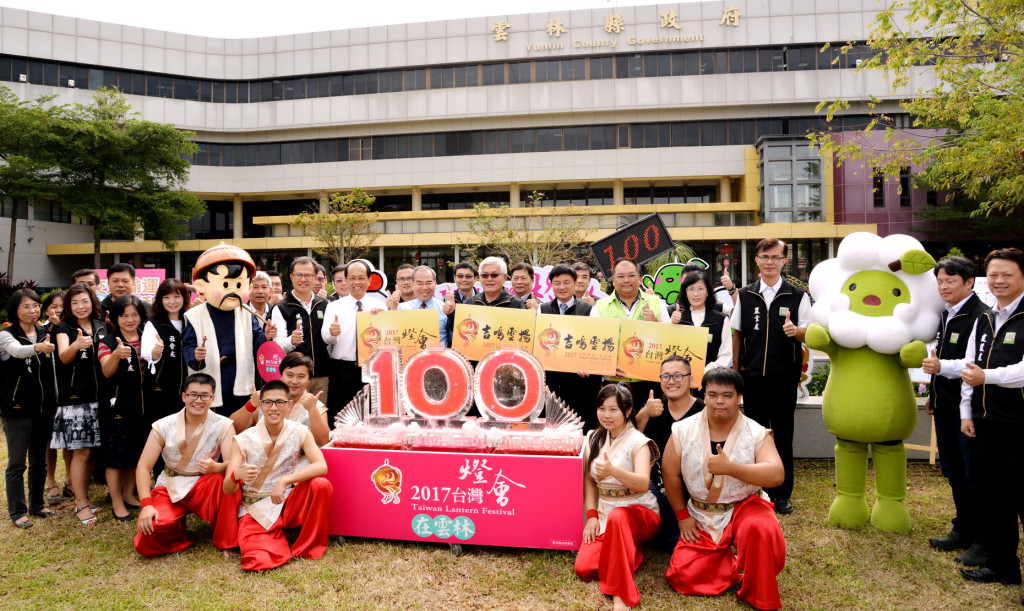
[396,276,413,283]
[292,273,315,280]
[18,303,41,310]
[261,399,290,408]
[756,255,786,263]
[455,274,476,280]
[184,392,213,401]
[659,373,691,382]
[479,273,503,279]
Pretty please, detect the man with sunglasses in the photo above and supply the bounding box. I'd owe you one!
[730,238,810,515]
[134,374,242,557]
[468,257,525,309]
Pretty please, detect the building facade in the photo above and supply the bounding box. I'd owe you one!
[1,1,938,288]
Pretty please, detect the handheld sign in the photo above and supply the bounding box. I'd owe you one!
[256,342,286,382]
[589,213,673,278]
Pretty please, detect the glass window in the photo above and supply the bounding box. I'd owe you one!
[768,161,792,182]
[797,159,820,179]
[770,185,792,209]
[591,56,612,79]
[509,61,530,84]
[899,167,912,206]
[768,211,793,223]
[796,184,821,207]
[481,63,504,85]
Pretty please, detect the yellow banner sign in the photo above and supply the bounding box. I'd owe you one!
[356,310,442,365]
[450,304,536,360]
[616,319,709,384]
[533,313,620,376]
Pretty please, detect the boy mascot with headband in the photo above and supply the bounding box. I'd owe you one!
[806,233,942,532]
[183,243,277,413]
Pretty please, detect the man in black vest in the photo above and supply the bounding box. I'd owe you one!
[270,257,330,397]
[539,265,599,431]
[921,256,990,565]
[958,248,1024,586]
[730,238,810,515]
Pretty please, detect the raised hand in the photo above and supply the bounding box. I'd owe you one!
[237,462,258,484]
[642,390,664,419]
[152,335,164,360]
[265,321,278,341]
[721,274,734,292]
[921,348,940,375]
[782,312,797,337]
[642,301,656,321]
[300,390,323,412]
[962,362,985,387]
[671,309,682,324]
[36,333,55,355]
[594,449,614,480]
[443,288,456,316]
[386,291,400,311]
[525,295,538,310]
[194,336,208,361]
[73,328,93,351]
[290,321,304,347]
[329,314,341,337]
[114,337,132,359]
[707,443,732,476]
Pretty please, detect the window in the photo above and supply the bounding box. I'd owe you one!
[873,170,885,208]
[899,167,912,207]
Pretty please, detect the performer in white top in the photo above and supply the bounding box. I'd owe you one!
[228,352,330,446]
[223,380,331,571]
[134,373,241,557]
[662,368,786,610]
[575,384,661,611]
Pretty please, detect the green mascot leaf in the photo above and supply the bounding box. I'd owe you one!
[899,249,935,275]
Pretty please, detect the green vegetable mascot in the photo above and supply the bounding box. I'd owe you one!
[806,233,943,532]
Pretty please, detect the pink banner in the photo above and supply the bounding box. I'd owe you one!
[323,447,583,550]
[95,268,166,304]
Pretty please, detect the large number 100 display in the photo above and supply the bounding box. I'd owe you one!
[363,347,547,422]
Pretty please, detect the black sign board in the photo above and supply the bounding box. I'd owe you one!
[588,213,673,277]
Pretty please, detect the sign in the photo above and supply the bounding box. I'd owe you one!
[356,309,441,365]
[533,314,619,376]
[256,342,285,382]
[323,447,583,550]
[451,305,536,361]
[589,214,673,278]
[617,319,709,384]
[95,269,166,304]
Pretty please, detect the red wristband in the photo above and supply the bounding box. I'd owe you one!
[586,509,598,520]
[231,473,245,486]
[140,497,154,508]
[674,508,690,521]
[245,400,258,413]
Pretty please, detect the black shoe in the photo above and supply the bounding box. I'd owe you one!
[955,543,990,567]
[774,498,794,515]
[960,567,1022,585]
[929,530,970,551]
[113,512,134,523]
[124,502,141,511]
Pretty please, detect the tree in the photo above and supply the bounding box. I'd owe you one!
[810,0,1024,217]
[458,191,592,266]
[0,88,68,280]
[56,89,204,267]
[910,190,1022,240]
[293,187,380,265]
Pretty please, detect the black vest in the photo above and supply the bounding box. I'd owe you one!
[930,294,990,414]
[736,280,804,379]
[970,298,1024,423]
[678,307,727,366]
[100,332,145,419]
[272,293,329,376]
[54,319,106,406]
[146,318,186,397]
[0,324,54,417]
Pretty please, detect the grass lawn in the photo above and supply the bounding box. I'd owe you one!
[0,436,1020,609]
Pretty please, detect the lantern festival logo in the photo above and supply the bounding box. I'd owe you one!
[537,326,561,357]
[371,458,403,504]
[456,316,479,346]
[621,335,644,365]
[360,325,382,350]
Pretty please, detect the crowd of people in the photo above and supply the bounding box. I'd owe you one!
[1,240,1020,607]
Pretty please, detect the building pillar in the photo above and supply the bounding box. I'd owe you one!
[509,183,521,208]
[719,177,731,203]
[613,179,624,206]
[378,246,385,271]
[174,251,181,280]
[233,194,243,241]
[828,237,835,259]
[318,190,329,214]
[740,239,748,286]
[411,186,422,212]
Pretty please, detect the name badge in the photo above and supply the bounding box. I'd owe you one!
[1005,332,1016,345]
[778,306,790,317]
[708,332,713,343]
[317,310,324,319]
[949,332,959,344]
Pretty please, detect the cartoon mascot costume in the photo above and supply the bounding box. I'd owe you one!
[806,233,942,532]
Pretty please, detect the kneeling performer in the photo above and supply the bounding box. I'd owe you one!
[663,368,787,610]
[223,380,332,571]
[134,373,241,556]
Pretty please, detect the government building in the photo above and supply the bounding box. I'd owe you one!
[0,1,951,288]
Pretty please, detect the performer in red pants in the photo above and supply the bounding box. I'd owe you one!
[223,380,331,571]
[575,384,661,610]
[662,368,787,610]
[135,374,241,556]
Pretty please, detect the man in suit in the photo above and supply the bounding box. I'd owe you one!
[397,266,449,348]
[541,265,600,430]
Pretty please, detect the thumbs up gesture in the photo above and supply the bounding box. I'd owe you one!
[290,320,303,347]
[386,291,400,311]
[642,301,656,321]
[525,294,538,310]
[114,337,132,359]
[641,390,664,419]
[707,443,732,476]
[36,333,55,355]
[961,362,986,387]
[721,274,734,292]
[443,286,456,316]
[329,314,341,337]
[921,348,940,375]
[782,312,797,337]
[73,327,92,351]
[194,336,207,362]
[152,334,164,360]
[594,448,615,480]
[671,308,682,324]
